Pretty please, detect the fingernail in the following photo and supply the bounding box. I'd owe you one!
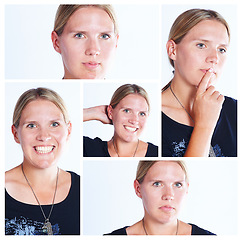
[208,68,214,73]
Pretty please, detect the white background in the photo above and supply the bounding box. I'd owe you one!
[83,81,160,149]
[5,4,160,80]
[83,159,238,235]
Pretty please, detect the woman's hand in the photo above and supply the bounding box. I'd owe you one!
[192,68,224,130]
[184,68,224,157]
[83,105,112,124]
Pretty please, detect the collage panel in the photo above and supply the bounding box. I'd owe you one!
[83,81,160,158]
[83,159,238,235]
[5,4,160,80]
[5,81,81,235]
[161,4,237,157]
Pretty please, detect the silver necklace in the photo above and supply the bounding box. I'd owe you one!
[21,164,59,235]
[142,218,179,235]
[169,84,216,157]
[112,138,139,157]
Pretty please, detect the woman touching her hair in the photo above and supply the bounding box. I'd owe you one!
[83,84,158,157]
[162,8,237,157]
[5,88,80,235]
[51,4,119,79]
[105,160,215,235]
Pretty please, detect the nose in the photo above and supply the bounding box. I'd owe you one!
[162,187,174,201]
[85,38,101,56]
[128,113,139,125]
[36,128,51,142]
[206,49,219,65]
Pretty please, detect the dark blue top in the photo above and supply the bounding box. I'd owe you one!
[162,96,237,157]
[105,224,216,235]
[5,171,80,235]
[83,136,158,157]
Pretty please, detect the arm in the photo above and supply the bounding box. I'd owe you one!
[83,105,112,124]
[184,69,224,157]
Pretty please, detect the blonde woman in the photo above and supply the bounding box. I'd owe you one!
[5,88,80,235]
[162,9,237,157]
[105,161,215,235]
[51,4,119,79]
[83,84,158,157]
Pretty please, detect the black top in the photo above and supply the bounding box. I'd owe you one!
[105,224,216,235]
[83,136,158,157]
[162,96,237,157]
[5,171,80,235]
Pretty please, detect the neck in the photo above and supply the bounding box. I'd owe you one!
[142,217,179,235]
[21,161,59,187]
[170,76,197,110]
[110,136,139,157]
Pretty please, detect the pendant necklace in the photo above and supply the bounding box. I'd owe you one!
[21,164,59,235]
[112,138,139,157]
[142,218,179,235]
[169,83,216,157]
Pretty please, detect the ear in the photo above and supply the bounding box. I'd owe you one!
[51,31,61,54]
[166,39,177,61]
[66,122,72,140]
[134,180,142,199]
[115,34,119,48]
[107,105,113,120]
[11,125,20,144]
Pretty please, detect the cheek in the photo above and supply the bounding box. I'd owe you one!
[100,41,117,59]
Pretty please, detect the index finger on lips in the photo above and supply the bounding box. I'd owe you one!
[197,68,214,95]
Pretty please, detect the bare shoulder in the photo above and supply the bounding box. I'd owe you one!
[5,165,22,185]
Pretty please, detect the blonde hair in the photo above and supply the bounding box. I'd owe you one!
[110,84,150,112]
[136,160,189,184]
[53,4,119,36]
[13,88,70,128]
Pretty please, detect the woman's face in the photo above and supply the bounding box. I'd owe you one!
[12,99,71,169]
[109,94,149,142]
[135,161,188,224]
[171,20,229,87]
[52,7,118,79]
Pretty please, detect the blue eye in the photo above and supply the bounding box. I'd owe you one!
[124,109,130,113]
[153,182,162,187]
[140,112,146,117]
[100,33,110,39]
[75,33,85,39]
[27,123,36,129]
[174,182,182,188]
[196,43,206,49]
[51,122,59,127]
[218,48,227,54]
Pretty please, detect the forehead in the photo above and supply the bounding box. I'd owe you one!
[65,6,114,31]
[182,19,229,45]
[145,161,186,181]
[21,99,63,119]
[116,94,148,109]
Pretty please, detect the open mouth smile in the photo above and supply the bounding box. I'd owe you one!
[34,146,55,154]
[124,126,139,132]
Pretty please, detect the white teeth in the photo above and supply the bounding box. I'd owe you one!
[35,146,54,154]
[125,126,138,132]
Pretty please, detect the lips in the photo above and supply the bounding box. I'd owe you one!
[34,146,55,154]
[82,62,100,70]
[201,68,216,74]
[159,205,175,212]
[124,125,139,132]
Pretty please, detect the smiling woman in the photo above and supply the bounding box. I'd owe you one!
[51,4,119,79]
[83,84,158,157]
[5,88,80,235]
